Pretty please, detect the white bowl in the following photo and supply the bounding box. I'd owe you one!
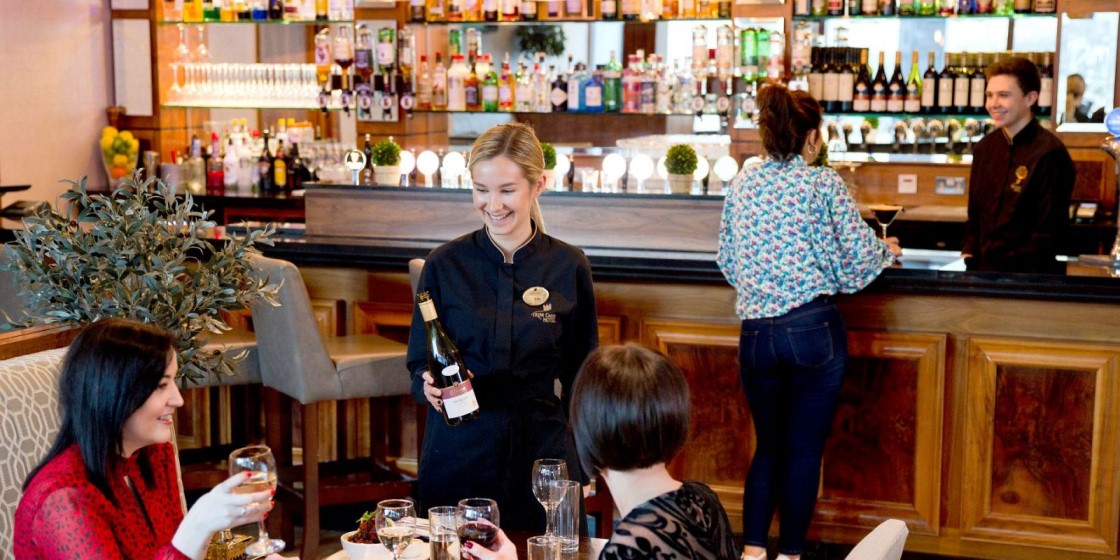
[340,530,430,560]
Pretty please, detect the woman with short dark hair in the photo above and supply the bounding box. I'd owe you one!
[15,319,281,560]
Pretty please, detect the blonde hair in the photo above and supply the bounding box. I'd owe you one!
[468,122,546,232]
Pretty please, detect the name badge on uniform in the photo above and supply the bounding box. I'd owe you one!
[522,286,549,307]
[1010,165,1028,193]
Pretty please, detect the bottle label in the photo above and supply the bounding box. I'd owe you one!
[838,74,854,102]
[938,80,953,108]
[585,85,603,108]
[853,82,870,112]
[441,377,480,419]
[1038,77,1053,108]
[921,81,936,108]
[550,86,567,107]
[904,84,921,113]
[315,45,331,66]
[377,44,394,67]
[954,78,970,109]
[970,77,986,109]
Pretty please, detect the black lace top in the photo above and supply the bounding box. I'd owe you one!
[601,481,738,560]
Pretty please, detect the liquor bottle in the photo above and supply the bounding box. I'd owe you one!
[258,130,274,192]
[952,52,971,114]
[483,0,498,20]
[184,134,204,195]
[756,28,771,83]
[223,137,239,189]
[827,0,843,16]
[481,56,500,112]
[362,134,374,184]
[622,54,641,113]
[432,52,449,110]
[813,0,828,17]
[795,0,810,15]
[428,0,446,20]
[355,25,374,84]
[957,0,976,14]
[604,51,622,112]
[448,0,463,20]
[717,0,731,16]
[870,51,888,112]
[534,59,551,112]
[583,66,605,113]
[968,53,986,115]
[273,140,288,190]
[499,0,517,19]
[886,51,905,113]
[602,0,618,18]
[904,50,922,114]
[464,62,481,111]
[848,0,862,17]
[879,0,895,14]
[1037,52,1053,117]
[499,53,515,111]
[520,0,537,19]
[565,0,582,16]
[1013,0,1029,13]
[416,291,480,426]
[410,0,426,21]
[447,54,468,111]
[917,0,935,15]
[289,141,306,190]
[898,0,914,15]
[515,61,533,112]
[920,50,938,113]
[282,0,299,20]
[976,0,992,12]
[641,52,659,114]
[741,28,758,85]
[837,49,855,113]
[206,134,224,194]
[937,53,955,114]
[621,0,640,18]
[549,64,568,113]
[568,61,586,111]
[939,0,955,15]
[268,0,282,19]
[861,0,877,15]
[1033,0,1054,13]
[316,0,329,19]
[852,49,872,113]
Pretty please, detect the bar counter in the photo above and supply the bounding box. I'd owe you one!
[233,182,1120,560]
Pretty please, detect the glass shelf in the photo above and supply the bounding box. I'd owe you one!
[819,111,1051,120]
[159,19,353,25]
[162,102,340,110]
[793,12,1055,19]
[407,16,733,25]
[411,109,698,116]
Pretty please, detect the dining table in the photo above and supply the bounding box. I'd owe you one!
[322,532,607,560]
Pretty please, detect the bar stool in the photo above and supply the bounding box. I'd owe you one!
[247,254,412,560]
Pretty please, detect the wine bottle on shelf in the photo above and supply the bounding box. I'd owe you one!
[869,51,888,113]
[952,53,971,115]
[904,50,922,114]
[937,53,955,115]
[417,291,481,427]
[821,49,840,113]
[268,0,282,20]
[483,0,498,20]
[258,130,274,192]
[837,49,855,113]
[1037,52,1053,117]
[622,0,640,19]
[1012,0,1029,13]
[410,0,426,21]
[520,0,537,19]
[807,48,823,102]
[920,50,938,114]
[886,51,905,113]
[968,53,987,115]
[852,48,871,113]
[501,0,519,20]
[602,0,618,18]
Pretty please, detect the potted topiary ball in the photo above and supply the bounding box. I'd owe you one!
[540,141,557,190]
[664,144,698,194]
[371,137,403,186]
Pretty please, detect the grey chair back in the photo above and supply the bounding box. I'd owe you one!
[0,247,28,325]
[247,254,339,404]
[408,258,425,295]
[844,519,909,560]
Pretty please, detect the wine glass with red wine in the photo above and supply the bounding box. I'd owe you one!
[456,498,500,555]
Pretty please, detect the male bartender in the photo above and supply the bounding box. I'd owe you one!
[962,56,1076,273]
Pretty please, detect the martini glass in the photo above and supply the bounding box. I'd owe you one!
[869,204,903,240]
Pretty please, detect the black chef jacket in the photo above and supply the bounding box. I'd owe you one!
[962,118,1075,273]
[406,224,598,530]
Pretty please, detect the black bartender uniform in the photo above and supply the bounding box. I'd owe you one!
[406,225,598,531]
[962,118,1075,273]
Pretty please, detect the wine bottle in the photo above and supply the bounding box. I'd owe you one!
[821,49,840,114]
[852,48,872,113]
[417,291,481,426]
[921,50,938,114]
[937,53,955,115]
[904,50,922,114]
[807,48,823,102]
[258,130,274,192]
[1037,52,1053,117]
[952,52,971,115]
[870,51,888,113]
[837,48,855,113]
[968,53,987,115]
[483,0,498,20]
[886,51,905,113]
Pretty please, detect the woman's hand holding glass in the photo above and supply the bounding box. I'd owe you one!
[458,528,517,560]
[457,498,500,558]
[375,499,417,560]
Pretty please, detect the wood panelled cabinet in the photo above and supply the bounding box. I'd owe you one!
[961,337,1120,555]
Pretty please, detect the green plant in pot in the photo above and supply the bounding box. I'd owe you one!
[371,136,403,186]
[540,141,557,190]
[664,144,698,194]
[1,174,280,385]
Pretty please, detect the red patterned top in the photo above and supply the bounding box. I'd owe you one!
[14,443,190,560]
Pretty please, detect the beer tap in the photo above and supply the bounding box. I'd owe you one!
[946,118,961,154]
[1097,134,1120,262]
[859,120,874,152]
[892,121,908,153]
[909,118,926,154]
[842,122,855,148]
[963,118,981,154]
[927,119,945,154]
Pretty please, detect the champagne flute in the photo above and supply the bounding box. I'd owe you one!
[457,498,500,555]
[228,445,284,557]
[532,459,567,537]
[375,499,417,560]
[869,204,904,240]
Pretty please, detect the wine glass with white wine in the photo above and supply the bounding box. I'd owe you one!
[228,445,284,557]
[375,499,417,560]
[532,458,568,537]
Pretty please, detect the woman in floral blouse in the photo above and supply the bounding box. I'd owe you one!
[717,84,900,560]
[15,319,284,560]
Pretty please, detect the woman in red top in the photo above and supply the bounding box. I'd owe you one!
[14,319,282,560]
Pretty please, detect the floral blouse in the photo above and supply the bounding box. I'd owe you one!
[600,481,738,560]
[15,443,190,560]
[718,155,892,320]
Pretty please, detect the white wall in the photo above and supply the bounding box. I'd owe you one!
[0,0,113,204]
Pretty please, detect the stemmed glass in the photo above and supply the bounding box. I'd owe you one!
[228,445,284,557]
[869,204,904,240]
[375,499,417,560]
[532,459,568,537]
[457,498,500,552]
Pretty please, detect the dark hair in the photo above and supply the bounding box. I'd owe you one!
[985,56,1042,100]
[24,318,176,503]
[757,84,823,161]
[570,343,690,478]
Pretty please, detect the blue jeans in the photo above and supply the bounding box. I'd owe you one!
[739,296,847,556]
